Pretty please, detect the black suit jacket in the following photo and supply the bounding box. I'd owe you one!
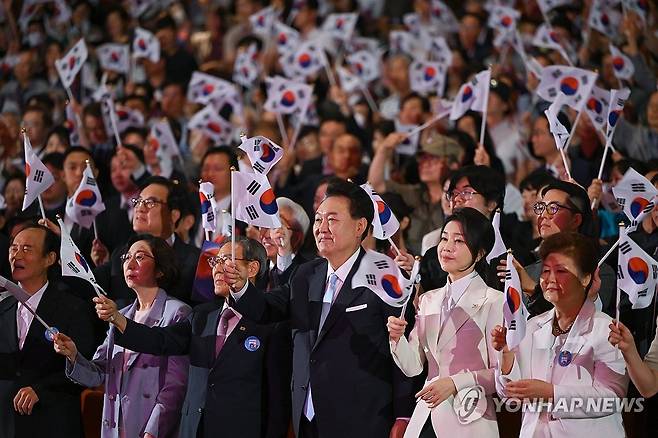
[233,248,415,437]
[115,298,286,438]
[94,237,200,306]
[95,196,134,255]
[0,282,96,438]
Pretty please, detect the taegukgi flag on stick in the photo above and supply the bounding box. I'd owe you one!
[66,161,105,229]
[617,231,658,309]
[132,27,160,63]
[22,132,55,211]
[536,65,598,111]
[486,210,507,263]
[96,43,130,74]
[608,44,634,81]
[606,87,631,145]
[583,85,611,132]
[351,249,415,307]
[231,171,282,228]
[55,38,88,88]
[148,119,181,178]
[58,217,105,296]
[503,251,527,349]
[199,181,218,233]
[360,183,400,240]
[238,135,284,175]
[544,91,571,150]
[450,69,491,120]
[612,167,658,232]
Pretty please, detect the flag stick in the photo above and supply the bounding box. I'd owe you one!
[388,237,400,255]
[107,99,122,147]
[288,106,308,151]
[562,109,582,151]
[360,85,379,114]
[93,219,99,240]
[598,238,620,268]
[479,66,492,147]
[615,222,625,358]
[205,230,211,242]
[558,147,572,180]
[37,195,47,221]
[230,168,236,263]
[591,141,612,209]
[0,276,55,333]
[323,61,337,88]
[404,115,442,139]
[275,113,290,146]
[19,298,54,333]
[399,256,422,319]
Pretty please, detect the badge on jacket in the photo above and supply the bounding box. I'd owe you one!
[244,336,261,351]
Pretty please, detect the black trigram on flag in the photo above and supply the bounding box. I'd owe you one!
[81,210,92,216]
[471,76,479,86]
[33,169,44,183]
[86,176,96,186]
[631,183,646,192]
[246,205,259,220]
[505,270,512,281]
[547,87,557,99]
[509,320,517,331]
[653,265,658,279]
[620,241,632,255]
[551,69,562,79]
[366,274,377,286]
[253,162,265,173]
[617,266,624,280]
[253,138,262,151]
[638,288,648,298]
[247,180,261,195]
[616,97,625,106]
[374,260,389,270]
[67,261,80,274]
[616,198,626,208]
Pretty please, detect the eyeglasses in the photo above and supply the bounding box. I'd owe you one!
[9,245,33,255]
[533,201,577,216]
[120,252,155,264]
[207,255,250,268]
[131,197,167,210]
[446,189,480,201]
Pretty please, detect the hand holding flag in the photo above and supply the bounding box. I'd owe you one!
[352,249,415,307]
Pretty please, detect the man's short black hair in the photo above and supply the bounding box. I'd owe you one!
[540,180,596,238]
[400,92,431,113]
[63,146,94,164]
[448,165,506,212]
[42,152,65,170]
[139,176,186,218]
[11,223,61,277]
[201,146,239,170]
[111,143,144,164]
[323,179,373,241]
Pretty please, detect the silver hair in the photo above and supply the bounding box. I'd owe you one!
[277,197,310,236]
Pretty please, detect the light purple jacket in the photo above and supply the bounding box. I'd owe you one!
[66,289,191,438]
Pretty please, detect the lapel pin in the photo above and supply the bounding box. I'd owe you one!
[239,326,246,331]
[558,350,573,367]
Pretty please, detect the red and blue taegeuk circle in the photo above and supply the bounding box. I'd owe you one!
[259,189,278,215]
[627,257,649,285]
[382,274,403,298]
[75,189,97,207]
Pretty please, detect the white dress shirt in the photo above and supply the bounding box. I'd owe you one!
[16,281,48,349]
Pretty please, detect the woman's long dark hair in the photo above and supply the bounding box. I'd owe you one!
[439,208,495,275]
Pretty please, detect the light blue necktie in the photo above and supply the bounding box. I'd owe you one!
[304,273,339,421]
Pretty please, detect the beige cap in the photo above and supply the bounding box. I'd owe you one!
[420,134,462,162]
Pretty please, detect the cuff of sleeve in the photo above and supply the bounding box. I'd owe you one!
[450,372,475,392]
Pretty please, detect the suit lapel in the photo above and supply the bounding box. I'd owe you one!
[308,262,328,348]
[436,276,488,353]
[21,285,57,353]
[126,290,167,370]
[0,296,19,352]
[530,310,555,382]
[213,318,250,368]
[550,300,595,385]
[313,249,366,349]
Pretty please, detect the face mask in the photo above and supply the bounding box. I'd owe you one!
[25,32,44,48]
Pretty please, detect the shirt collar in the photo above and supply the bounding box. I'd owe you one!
[216,195,231,211]
[447,271,478,305]
[326,248,361,284]
[166,234,176,246]
[19,281,49,307]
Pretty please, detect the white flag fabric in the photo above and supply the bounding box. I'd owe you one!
[55,39,88,88]
[52,0,72,24]
[544,92,571,150]
[617,232,658,309]
[187,72,238,106]
[249,6,277,38]
[537,0,571,13]
[588,0,621,37]
[272,21,300,55]
[622,0,648,23]
[22,134,55,211]
[66,162,105,229]
[532,24,564,52]
[584,85,611,131]
[389,31,418,57]
[609,44,634,80]
[336,66,361,94]
[115,105,145,133]
[360,183,400,240]
[486,211,507,263]
[232,171,282,228]
[321,13,358,41]
[0,275,31,303]
[264,76,313,115]
[346,50,381,84]
[58,218,103,295]
[97,43,130,74]
[606,88,630,144]
[148,120,180,178]
[612,167,658,232]
[351,249,415,307]
[199,182,218,233]
[488,5,520,36]
[282,40,326,79]
[187,106,233,145]
[450,69,491,120]
[132,27,160,63]
[503,252,527,349]
[394,120,420,156]
[233,43,261,88]
[219,209,233,237]
[429,37,453,66]
[64,102,81,146]
[536,65,598,111]
[238,135,284,175]
[409,60,447,96]
[429,0,459,33]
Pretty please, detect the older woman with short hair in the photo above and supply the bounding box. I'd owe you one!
[492,232,628,437]
[53,234,191,438]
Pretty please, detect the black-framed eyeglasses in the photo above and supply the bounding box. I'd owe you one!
[120,252,155,264]
[445,189,480,202]
[533,201,577,216]
[207,255,251,268]
[131,197,167,210]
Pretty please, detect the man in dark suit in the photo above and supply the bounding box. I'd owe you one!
[225,179,414,438]
[93,176,200,306]
[95,237,290,438]
[0,224,95,438]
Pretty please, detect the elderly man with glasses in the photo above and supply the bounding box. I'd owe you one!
[90,237,290,438]
[93,176,200,306]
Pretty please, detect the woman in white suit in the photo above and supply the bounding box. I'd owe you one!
[387,207,504,438]
[492,232,628,438]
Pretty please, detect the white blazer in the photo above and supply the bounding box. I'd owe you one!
[391,275,503,438]
[496,300,629,438]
